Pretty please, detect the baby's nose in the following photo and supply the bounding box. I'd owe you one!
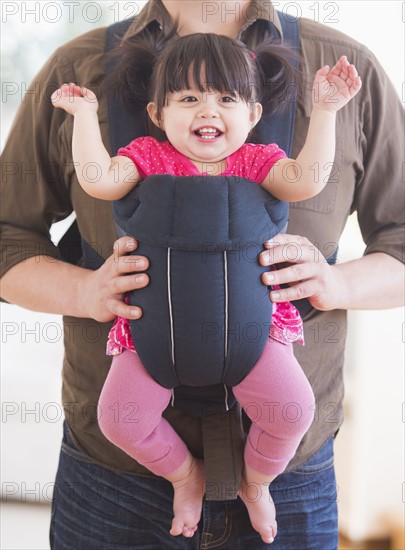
[197,102,219,118]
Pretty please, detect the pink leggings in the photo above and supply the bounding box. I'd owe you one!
[98,338,315,477]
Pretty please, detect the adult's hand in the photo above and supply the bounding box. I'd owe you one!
[259,234,342,311]
[79,236,149,322]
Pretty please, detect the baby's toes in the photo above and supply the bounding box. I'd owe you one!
[169,517,184,537]
[261,523,277,544]
[182,525,197,538]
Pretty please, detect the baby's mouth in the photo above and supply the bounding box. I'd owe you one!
[194,127,223,139]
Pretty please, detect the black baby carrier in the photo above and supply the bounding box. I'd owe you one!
[113,174,288,392]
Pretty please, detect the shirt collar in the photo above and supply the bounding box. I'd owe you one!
[122,0,282,41]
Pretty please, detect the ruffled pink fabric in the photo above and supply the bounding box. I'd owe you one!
[270,300,304,345]
[106,315,135,355]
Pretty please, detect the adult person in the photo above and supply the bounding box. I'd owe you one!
[1,1,403,549]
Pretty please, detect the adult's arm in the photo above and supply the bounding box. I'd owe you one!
[261,240,404,310]
[0,44,148,320]
[0,237,148,322]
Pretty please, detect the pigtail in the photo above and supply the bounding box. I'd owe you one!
[252,40,300,114]
[104,20,179,112]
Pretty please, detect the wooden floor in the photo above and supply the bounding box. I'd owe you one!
[339,534,391,550]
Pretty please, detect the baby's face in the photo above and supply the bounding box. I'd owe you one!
[151,85,262,171]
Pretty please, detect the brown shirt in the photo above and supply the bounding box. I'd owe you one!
[1,0,404,497]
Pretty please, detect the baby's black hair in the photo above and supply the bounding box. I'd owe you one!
[150,32,260,124]
[112,22,298,119]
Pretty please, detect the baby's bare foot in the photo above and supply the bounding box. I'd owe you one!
[169,457,205,538]
[239,475,277,544]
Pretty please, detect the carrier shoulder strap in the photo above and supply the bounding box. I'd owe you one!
[253,14,300,156]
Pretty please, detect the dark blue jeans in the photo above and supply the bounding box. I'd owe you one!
[50,425,338,549]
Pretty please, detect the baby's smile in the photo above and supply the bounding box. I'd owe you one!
[193,126,224,140]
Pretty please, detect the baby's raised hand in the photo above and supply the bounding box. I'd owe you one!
[51,83,98,115]
[312,55,362,113]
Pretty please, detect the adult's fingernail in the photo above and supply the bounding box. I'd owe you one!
[134,259,145,269]
[125,240,136,250]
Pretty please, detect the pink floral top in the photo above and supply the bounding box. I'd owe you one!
[117,136,287,183]
[107,137,304,355]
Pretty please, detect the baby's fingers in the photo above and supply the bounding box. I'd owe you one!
[348,63,358,80]
[314,65,330,82]
[329,55,349,77]
[80,85,98,103]
[51,83,80,104]
[347,65,362,96]
[350,75,362,96]
[51,83,97,102]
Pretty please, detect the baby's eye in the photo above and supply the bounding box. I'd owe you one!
[180,96,198,103]
[219,94,237,103]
